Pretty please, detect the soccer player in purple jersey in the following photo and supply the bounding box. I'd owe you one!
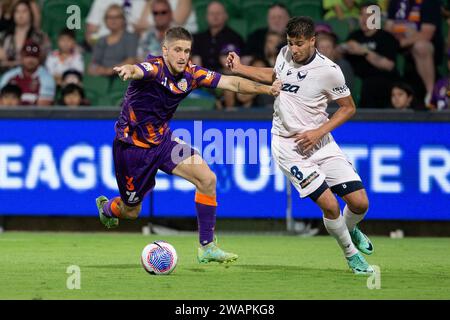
[96,27,280,264]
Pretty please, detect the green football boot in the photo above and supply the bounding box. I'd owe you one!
[349,226,374,255]
[347,252,374,275]
[96,196,119,229]
[197,239,238,264]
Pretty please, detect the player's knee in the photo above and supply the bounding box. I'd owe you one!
[197,171,216,193]
[322,202,340,219]
[412,40,434,57]
[349,198,369,215]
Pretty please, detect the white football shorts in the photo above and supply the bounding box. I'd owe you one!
[272,133,362,198]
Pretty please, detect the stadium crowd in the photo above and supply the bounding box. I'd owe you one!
[0,0,448,110]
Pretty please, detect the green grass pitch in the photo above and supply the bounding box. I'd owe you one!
[0,232,449,300]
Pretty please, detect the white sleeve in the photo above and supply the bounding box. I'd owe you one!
[273,50,285,79]
[322,65,351,101]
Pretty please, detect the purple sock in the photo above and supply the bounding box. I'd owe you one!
[195,203,216,246]
[102,198,117,218]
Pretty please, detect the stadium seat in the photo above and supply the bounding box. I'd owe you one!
[83,75,112,106]
[228,18,248,40]
[41,0,91,48]
[109,78,130,106]
[241,0,271,36]
[289,1,323,22]
[326,17,351,42]
[193,0,210,32]
[352,76,362,107]
[178,97,215,110]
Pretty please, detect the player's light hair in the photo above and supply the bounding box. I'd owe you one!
[164,27,193,45]
[286,16,315,39]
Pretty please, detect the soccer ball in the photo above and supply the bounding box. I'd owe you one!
[140,241,178,275]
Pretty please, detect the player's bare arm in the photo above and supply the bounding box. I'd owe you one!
[226,52,276,84]
[113,64,144,81]
[217,75,281,97]
[295,96,356,152]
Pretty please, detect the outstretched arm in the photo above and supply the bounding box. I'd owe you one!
[217,75,280,96]
[113,64,144,81]
[226,52,276,84]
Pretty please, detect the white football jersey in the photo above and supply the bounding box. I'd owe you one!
[272,46,351,138]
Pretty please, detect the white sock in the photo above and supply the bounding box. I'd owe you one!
[323,215,358,258]
[343,205,367,232]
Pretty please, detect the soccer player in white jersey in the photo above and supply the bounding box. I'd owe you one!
[227,16,374,274]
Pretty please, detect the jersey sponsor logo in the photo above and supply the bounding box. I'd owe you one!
[297,71,308,81]
[140,62,154,72]
[281,83,300,94]
[332,85,349,95]
[177,79,188,92]
[287,69,293,76]
[125,176,135,191]
[300,171,319,189]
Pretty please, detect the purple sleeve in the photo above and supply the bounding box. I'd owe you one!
[193,66,222,89]
[135,61,159,79]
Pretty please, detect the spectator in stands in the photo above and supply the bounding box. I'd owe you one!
[192,1,244,71]
[390,82,421,110]
[235,58,275,109]
[61,69,83,88]
[323,0,361,22]
[85,0,146,48]
[88,5,139,77]
[59,84,89,107]
[0,83,22,106]
[138,0,174,59]
[243,3,290,65]
[135,0,197,35]
[444,1,450,50]
[216,56,274,110]
[430,49,449,110]
[384,0,443,106]
[315,29,354,94]
[342,2,400,108]
[264,31,284,67]
[45,28,84,87]
[0,0,50,72]
[0,40,55,106]
[0,0,41,32]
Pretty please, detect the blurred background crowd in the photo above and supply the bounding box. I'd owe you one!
[0,0,448,111]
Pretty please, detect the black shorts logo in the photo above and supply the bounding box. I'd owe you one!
[300,171,319,189]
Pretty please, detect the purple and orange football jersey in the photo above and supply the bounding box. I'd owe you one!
[115,55,222,148]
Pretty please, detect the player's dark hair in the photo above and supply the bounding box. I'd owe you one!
[359,1,379,10]
[286,16,315,39]
[59,27,76,40]
[61,84,85,99]
[164,27,193,43]
[0,84,22,98]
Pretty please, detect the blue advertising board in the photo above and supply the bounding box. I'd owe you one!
[0,119,449,220]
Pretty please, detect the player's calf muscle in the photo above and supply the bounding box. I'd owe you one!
[120,202,142,219]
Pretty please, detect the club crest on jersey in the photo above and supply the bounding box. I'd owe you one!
[297,71,308,81]
[177,79,188,91]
